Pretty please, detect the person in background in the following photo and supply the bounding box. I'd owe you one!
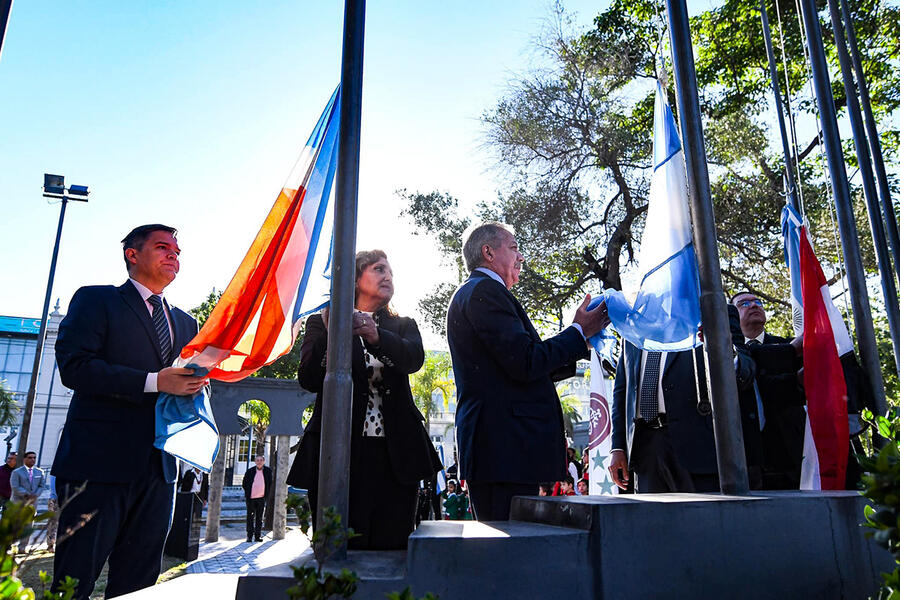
[559,476,576,496]
[538,483,552,497]
[180,466,209,507]
[567,447,583,481]
[443,480,469,520]
[10,451,46,505]
[577,479,589,496]
[0,453,16,508]
[242,455,271,542]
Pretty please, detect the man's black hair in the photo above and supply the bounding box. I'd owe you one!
[121,224,177,271]
[729,290,756,304]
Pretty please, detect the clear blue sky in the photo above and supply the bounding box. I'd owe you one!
[0,0,706,348]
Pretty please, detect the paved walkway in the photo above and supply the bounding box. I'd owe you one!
[184,523,310,575]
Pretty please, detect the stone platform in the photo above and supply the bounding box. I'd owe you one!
[510,491,890,599]
[125,491,892,599]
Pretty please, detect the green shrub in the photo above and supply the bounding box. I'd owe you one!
[860,408,900,599]
[0,501,76,599]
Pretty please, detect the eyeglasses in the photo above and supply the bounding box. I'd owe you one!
[736,298,763,308]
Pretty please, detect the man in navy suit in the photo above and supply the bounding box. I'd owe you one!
[447,222,609,520]
[52,224,206,599]
[608,305,760,493]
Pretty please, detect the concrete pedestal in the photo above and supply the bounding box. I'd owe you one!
[137,490,891,599]
[510,491,891,599]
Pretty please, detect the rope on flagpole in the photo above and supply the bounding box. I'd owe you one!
[774,0,806,215]
[656,0,714,419]
[789,0,853,320]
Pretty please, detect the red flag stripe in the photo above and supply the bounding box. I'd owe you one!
[799,226,848,490]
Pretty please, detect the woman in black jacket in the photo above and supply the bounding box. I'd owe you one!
[286,249,442,549]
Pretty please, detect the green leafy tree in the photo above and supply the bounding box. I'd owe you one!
[188,289,222,328]
[189,289,303,380]
[860,408,900,598]
[557,383,582,439]
[0,381,20,429]
[403,0,895,338]
[409,351,455,427]
[240,400,271,455]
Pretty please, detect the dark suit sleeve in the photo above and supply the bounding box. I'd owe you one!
[56,287,148,397]
[364,317,425,375]
[297,314,328,393]
[841,352,874,414]
[748,343,805,406]
[241,470,252,498]
[611,350,628,453]
[463,281,587,383]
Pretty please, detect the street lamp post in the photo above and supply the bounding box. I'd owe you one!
[18,174,88,463]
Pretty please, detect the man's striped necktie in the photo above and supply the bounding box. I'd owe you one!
[148,295,172,364]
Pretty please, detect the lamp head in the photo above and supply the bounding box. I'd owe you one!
[42,174,65,198]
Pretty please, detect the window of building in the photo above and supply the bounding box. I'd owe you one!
[0,337,36,397]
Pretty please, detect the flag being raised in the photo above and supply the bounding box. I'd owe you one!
[599,81,701,352]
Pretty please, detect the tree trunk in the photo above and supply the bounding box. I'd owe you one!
[272,434,291,540]
[204,434,228,542]
[264,434,276,530]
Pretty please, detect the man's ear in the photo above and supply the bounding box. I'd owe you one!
[125,248,138,267]
[481,244,492,263]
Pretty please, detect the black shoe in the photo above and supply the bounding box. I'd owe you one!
[254,536,262,542]
[247,536,253,542]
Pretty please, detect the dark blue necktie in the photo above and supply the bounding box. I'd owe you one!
[640,351,662,420]
[148,295,172,364]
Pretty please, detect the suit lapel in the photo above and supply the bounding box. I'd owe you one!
[165,299,184,360]
[469,271,540,341]
[119,281,165,364]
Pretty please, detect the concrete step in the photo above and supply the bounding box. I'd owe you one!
[235,547,408,599]
[405,520,590,599]
[232,520,589,600]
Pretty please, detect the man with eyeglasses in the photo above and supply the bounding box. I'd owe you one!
[731,291,806,490]
[732,291,873,490]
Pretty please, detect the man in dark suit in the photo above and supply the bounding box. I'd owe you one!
[241,455,272,542]
[731,291,806,489]
[608,305,760,493]
[52,224,205,599]
[446,222,609,520]
[734,291,874,490]
[180,466,209,504]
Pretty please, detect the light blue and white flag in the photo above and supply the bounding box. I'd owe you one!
[781,204,805,337]
[598,81,701,352]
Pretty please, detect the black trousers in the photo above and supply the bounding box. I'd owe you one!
[53,468,175,599]
[246,497,265,539]
[630,424,719,493]
[308,437,417,550]
[468,482,537,521]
